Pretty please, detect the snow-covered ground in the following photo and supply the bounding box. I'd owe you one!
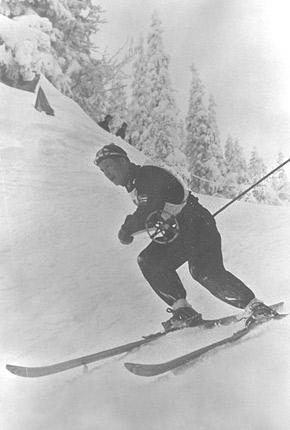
[1,79,290,430]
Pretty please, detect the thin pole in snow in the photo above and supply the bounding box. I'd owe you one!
[213,157,290,217]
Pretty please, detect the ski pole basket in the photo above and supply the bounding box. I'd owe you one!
[145,210,180,244]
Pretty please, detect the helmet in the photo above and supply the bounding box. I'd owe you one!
[94,143,129,166]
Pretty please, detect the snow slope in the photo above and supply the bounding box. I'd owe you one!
[1,79,290,430]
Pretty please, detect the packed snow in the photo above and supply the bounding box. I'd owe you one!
[1,79,290,430]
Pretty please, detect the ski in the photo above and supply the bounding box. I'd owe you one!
[6,332,164,378]
[6,302,283,378]
[124,313,287,377]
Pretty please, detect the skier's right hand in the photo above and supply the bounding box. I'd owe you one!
[118,228,134,245]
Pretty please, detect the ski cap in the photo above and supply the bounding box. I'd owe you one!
[94,143,129,166]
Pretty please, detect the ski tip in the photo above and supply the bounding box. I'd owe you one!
[6,364,33,377]
[6,364,22,376]
[124,362,140,375]
[124,362,155,377]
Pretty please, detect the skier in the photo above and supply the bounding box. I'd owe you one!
[116,122,128,140]
[98,114,113,132]
[94,143,278,331]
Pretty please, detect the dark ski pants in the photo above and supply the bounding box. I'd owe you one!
[137,200,255,310]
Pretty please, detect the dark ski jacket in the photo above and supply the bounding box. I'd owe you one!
[120,163,217,250]
[121,163,188,236]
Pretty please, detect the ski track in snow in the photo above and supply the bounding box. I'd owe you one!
[1,79,290,430]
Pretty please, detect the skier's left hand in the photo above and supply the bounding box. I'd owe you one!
[118,228,134,245]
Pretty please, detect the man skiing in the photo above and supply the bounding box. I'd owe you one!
[94,143,277,331]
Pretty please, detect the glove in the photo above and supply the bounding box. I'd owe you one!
[118,228,134,245]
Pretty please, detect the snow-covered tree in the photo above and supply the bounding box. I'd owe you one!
[142,11,181,160]
[245,148,268,203]
[70,55,110,122]
[267,152,290,204]
[128,36,150,150]
[0,2,132,120]
[177,118,186,150]
[107,70,128,133]
[185,65,215,194]
[223,135,249,197]
[206,94,227,194]
[0,1,105,91]
[273,152,288,190]
[0,13,59,84]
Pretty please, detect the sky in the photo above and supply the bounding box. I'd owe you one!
[96,0,290,167]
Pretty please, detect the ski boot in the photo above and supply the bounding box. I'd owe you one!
[162,299,203,332]
[245,298,279,327]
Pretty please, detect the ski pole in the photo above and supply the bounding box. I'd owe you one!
[213,157,290,217]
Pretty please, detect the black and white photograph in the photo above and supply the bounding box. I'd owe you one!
[1,1,290,429]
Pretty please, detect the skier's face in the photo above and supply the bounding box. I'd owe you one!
[98,157,130,186]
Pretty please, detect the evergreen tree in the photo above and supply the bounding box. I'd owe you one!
[143,11,180,160]
[268,152,290,204]
[246,148,267,203]
[0,1,105,90]
[223,135,237,197]
[177,119,186,151]
[275,152,288,190]
[128,36,150,150]
[0,10,58,83]
[70,54,111,122]
[107,70,128,133]
[224,135,248,197]
[185,64,213,194]
[207,94,226,194]
[0,2,129,120]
